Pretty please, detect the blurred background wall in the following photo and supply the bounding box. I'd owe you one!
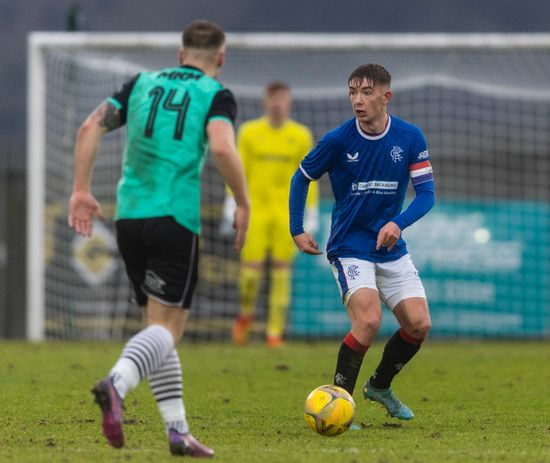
[1,0,550,337]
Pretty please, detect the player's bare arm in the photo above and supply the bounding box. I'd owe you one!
[68,101,122,237]
[376,221,401,252]
[207,119,250,251]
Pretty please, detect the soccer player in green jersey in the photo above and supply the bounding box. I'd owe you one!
[68,21,250,457]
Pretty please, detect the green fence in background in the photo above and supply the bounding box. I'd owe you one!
[290,200,550,338]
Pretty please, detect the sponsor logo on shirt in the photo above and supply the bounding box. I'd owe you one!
[346,152,359,162]
[351,180,398,196]
[417,150,429,160]
[351,181,398,191]
[390,146,404,163]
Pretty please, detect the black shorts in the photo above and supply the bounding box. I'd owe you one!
[116,216,198,308]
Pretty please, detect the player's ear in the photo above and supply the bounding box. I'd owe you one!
[383,89,393,105]
[178,47,185,65]
[217,51,225,69]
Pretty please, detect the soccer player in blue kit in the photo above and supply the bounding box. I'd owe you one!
[289,64,435,420]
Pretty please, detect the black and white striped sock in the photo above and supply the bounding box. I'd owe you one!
[110,324,174,399]
[148,349,189,435]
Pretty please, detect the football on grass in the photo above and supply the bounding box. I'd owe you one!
[304,385,355,436]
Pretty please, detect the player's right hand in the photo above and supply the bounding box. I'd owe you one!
[293,232,323,255]
[68,191,105,237]
[232,204,250,251]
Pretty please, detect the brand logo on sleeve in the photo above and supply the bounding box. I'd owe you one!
[346,152,360,162]
[390,146,404,163]
[417,150,429,160]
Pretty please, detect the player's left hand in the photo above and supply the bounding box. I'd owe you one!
[68,191,105,237]
[293,232,323,255]
[376,221,401,252]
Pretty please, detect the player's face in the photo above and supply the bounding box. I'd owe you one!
[264,90,292,122]
[348,79,392,124]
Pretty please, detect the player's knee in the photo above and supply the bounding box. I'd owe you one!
[409,316,431,339]
[365,316,381,333]
[355,315,381,339]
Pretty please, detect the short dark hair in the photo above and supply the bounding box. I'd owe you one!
[265,81,290,96]
[348,64,391,88]
[182,20,225,50]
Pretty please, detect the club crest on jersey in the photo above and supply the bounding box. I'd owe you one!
[346,152,359,162]
[390,146,404,163]
[347,265,360,280]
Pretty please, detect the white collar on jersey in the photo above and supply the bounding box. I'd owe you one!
[355,115,392,141]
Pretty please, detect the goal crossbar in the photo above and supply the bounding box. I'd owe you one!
[29,31,550,50]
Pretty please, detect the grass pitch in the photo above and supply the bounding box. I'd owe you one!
[1,340,549,463]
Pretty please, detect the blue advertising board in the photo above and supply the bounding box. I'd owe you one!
[290,200,550,338]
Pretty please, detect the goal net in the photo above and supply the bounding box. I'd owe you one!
[28,32,550,340]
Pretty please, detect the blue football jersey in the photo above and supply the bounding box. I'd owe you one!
[300,115,433,263]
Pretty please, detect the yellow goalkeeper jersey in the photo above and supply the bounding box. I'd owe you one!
[238,116,318,212]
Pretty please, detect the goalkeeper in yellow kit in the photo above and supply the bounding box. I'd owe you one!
[222,82,319,347]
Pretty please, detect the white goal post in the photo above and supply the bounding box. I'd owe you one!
[27,32,550,341]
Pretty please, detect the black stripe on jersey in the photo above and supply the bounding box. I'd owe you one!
[110,73,140,125]
[206,89,237,125]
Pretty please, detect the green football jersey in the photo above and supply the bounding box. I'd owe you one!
[108,65,236,234]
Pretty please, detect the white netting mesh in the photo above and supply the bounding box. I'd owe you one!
[37,35,550,339]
